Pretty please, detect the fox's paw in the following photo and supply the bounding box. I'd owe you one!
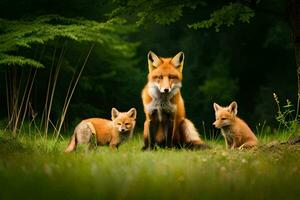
[141,146,149,151]
[141,145,154,151]
[238,143,257,150]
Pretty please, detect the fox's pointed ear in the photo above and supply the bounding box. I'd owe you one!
[111,108,119,120]
[148,51,161,72]
[213,103,221,112]
[229,101,238,115]
[171,52,184,72]
[127,108,137,120]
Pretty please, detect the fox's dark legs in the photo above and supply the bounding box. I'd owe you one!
[142,110,159,150]
[149,116,158,149]
[162,112,173,148]
[142,111,175,150]
[142,122,156,150]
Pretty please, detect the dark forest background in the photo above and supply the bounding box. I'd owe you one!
[0,0,297,137]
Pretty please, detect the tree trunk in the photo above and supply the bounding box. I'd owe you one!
[287,0,300,120]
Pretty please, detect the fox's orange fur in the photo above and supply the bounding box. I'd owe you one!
[64,108,136,152]
[213,101,258,149]
[141,51,208,150]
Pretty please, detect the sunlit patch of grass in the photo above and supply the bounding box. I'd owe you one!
[0,131,300,200]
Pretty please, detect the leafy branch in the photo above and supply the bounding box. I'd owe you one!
[0,15,136,68]
[188,3,255,32]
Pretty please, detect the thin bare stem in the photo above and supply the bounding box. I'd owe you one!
[13,68,32,136]
[45,43,66,137]
[55,43,95,140]
[9,67,24,137]
[49,119,58,133]
[295,44,300,122]
[4,69,12,133]
[5,70,10,123]
[19,68,38,134]
[40,46,57,134]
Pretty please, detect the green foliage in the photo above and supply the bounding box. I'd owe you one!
[151,5,184,25]
[198,54,238,109]
[110,0,205,26]
[199,77,238,104]
[111,1,255,32]
[0,54,44,68]
[0,15,136,68]
[264,20,293,49]
[273,93,298,134]
[188,3,255,32]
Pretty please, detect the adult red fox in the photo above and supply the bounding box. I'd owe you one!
[213,101,258,149]
[64,107,137,152]
[141,51,208,150]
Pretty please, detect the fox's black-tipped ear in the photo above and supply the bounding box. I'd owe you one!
[229,101,238,115]
[148,51,161,72]
[127,108,137,120]
[171,52,184,72]
[213,103,221,112]
[111,107,119,120]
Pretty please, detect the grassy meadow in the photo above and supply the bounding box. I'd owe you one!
[1,131,300,200]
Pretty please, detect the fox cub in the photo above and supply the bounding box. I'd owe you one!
[213,101,258,149]
[64,107,137,152]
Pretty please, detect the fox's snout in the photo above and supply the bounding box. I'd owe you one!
[119,127,126,132]
[118,125,127,132]
[213,118,232,129]
[160,87,170,93]
[212,121,220,128]
[159,77,171,93]
[155,82,171,93]
[212,121,216,126]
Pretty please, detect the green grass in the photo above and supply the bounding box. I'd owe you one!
[1,131,300,200]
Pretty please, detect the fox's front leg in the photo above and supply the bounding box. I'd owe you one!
[162,112,174,148]
[142,120,150,150]
[142,111,158,150]
[230,140,237,149]
[149,111,159,149]
[167,118,174,148]
[109,142,119,150]
[221,132,229,149]
[223,132,234,150]
[142,123,156,150]
[224,138,229,149]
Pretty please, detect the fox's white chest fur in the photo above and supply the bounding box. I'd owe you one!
[145,84,179,121]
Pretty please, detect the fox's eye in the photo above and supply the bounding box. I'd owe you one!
[221,118,226,120]
[117,123,121,125]
[169,75,177,80]
[125,123,130,126]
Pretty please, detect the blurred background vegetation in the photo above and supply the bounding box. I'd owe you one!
[0,0,297,137]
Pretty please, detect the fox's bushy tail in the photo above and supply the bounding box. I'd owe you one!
[181,118,211,149]
[64,134,77,153]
